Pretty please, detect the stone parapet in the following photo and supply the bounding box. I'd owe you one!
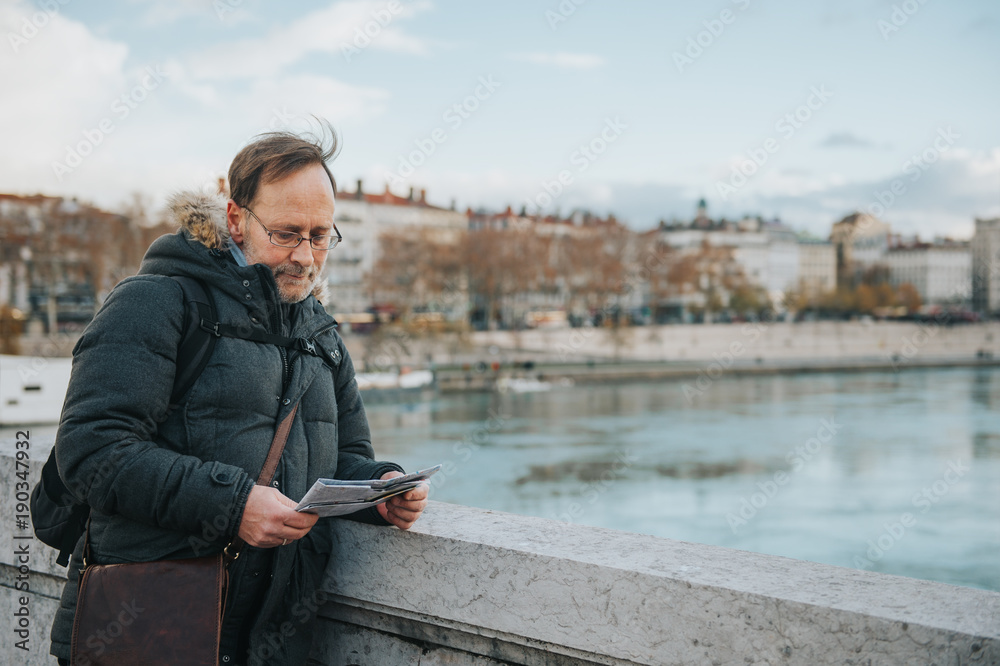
[1,440,997,665]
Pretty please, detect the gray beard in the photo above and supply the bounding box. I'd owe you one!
[241,233,318,304]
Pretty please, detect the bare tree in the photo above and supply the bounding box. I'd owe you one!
[366,226,466,325]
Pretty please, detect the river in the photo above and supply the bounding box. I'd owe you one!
[368,366,1000,592]
[6,366,997,591]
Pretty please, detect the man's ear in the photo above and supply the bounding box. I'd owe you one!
[226,200,245,243]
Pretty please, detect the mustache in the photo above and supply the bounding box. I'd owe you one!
[274,264,317,279]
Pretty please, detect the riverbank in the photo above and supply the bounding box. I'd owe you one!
[345,320,1000,391]
[11,320,1000,400]
[431,355,1000,392]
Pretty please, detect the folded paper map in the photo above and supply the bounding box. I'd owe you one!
[295,464,441,517]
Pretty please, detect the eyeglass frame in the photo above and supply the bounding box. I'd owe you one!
[241,205,342,251]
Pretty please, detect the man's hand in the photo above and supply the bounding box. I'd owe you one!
[237,485,319,547]
[376,471,429,530]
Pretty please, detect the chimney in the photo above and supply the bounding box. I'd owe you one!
[356,179,363,200]
[216,177,228,197]
[420,188,427,203]
[408,187,414,201]
[450,198,456,211]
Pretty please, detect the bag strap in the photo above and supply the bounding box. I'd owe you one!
[170,276,219,407]
[203,320,336,359]
[223,402,299,563]
[39,276,219,568]
[82,403,300,570]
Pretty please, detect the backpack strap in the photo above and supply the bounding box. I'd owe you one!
[169,276,219,407]
[203,321,332,358]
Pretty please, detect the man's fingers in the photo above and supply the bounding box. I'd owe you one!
[275,493,299,508]
[389,497,426,510]
[283,508,319,528]
[387,506,424,523]
[403,484,429,501]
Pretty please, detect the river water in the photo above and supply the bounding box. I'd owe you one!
[7,367,996,591]
[368,367,1000,592]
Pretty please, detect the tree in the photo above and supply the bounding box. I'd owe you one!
[654,240,751,321]
[896,283,922,313]
[552,224,630,321]
[729,284,768,316]
[463,225,547,328]
[874,282,895,309]
[855,284,878,313]
[366,227,466,325]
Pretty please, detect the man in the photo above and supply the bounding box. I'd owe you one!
[50,125,427,665]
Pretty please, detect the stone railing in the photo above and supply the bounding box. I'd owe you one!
[316,502,999,665]
[1,441,997,665]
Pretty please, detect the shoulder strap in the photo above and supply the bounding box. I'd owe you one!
[33,276,220,567]
[206,321,331,358]
[223,403,299,563]
[85,403,300,569]
[169,276,219,407]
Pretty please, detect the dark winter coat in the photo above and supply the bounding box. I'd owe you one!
[49,192,401,664]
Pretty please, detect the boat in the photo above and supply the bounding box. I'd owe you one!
[495,376,553,393]
[0,354,72,425]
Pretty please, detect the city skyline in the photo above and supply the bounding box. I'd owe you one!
[1,0,998,240]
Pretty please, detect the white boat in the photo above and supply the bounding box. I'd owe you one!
[0,354,72,425]
[1,356,437,425]
[355,369,434,392]
[496,377,553,393]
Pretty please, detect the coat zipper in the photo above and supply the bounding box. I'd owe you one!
[257,265,291,396]
[255,266,338,394]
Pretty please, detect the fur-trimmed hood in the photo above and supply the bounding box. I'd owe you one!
[164,191,330,304]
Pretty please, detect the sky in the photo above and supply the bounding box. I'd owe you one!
[1,0,998,239]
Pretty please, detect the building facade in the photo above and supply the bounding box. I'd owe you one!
[886,241,971,306]
[829,212,892,286]
[328,182,468,318]
[797,239,837,299]
[972,218,1000,314]
[0,193,169,332]
[655,217,803,299]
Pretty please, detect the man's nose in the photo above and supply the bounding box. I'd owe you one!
[290,239,314,266]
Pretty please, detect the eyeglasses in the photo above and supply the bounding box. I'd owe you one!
[243,206,341,251]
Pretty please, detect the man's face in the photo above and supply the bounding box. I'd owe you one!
[228,163,335,304]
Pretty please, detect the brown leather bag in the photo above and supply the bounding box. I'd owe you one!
[71,405,298,665]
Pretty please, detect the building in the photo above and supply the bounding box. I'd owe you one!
[763,222,800,297]
[0,193,169,332]
[655,215,802,299]
[797,239,837,299]
[972,218,1000,314]
[466,207,636,327]
[327,181,467,318]
[829,212,891,286]
[886,239,971,306]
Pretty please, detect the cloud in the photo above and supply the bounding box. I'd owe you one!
[507,52,606,69]
[126,0,249,26]
[190,0,432,81]
[819,132,880,149]
[710,149,1000,238]
[240,74,390,122]
[440,150,999,237]
[0,1,129,190]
